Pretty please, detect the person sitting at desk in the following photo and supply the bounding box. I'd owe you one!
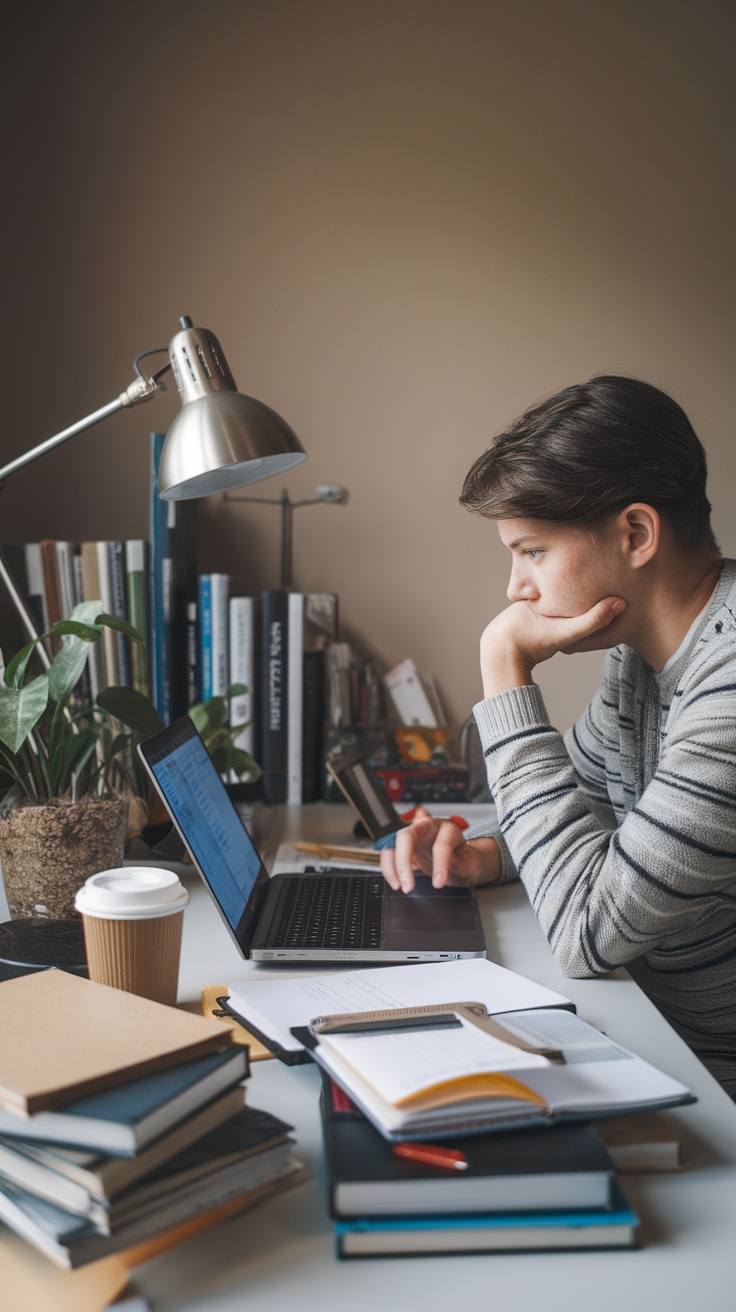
[380,375,736,1098]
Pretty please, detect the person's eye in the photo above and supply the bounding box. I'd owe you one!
[524,549,543,559]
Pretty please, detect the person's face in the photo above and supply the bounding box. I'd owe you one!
[497,516,627,620]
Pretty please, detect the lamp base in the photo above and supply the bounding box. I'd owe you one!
[0,918,88,982]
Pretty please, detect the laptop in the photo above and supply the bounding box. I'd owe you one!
[138,717,487,964]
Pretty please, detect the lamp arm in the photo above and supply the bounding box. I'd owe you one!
[0,374,160,486]
[0,372,162,659]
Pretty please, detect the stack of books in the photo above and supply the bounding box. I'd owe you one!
[0,970,303,1268]
[320,1077,639,1258]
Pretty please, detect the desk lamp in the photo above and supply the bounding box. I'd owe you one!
[0,315,307,654]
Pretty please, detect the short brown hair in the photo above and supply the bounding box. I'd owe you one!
[460,375,715,553]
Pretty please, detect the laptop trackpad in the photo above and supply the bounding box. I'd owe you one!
[382,875,485,949]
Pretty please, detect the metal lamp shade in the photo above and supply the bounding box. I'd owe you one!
[157,391,307,499]
[157,319,307,500]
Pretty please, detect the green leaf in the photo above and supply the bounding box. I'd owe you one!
[230,748,261,780]
[65,728,98,776]
[48,641,95,702]
[0,675,49,753]
[4,638,47,689]
[204,697,228,729]
[69,600,104,626]
[187,702,211,736]
[96,686,165,737]
[226,683,248,698]
[96,614,144,642]
[51,619,103,643]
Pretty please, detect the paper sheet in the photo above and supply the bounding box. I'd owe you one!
[227,958,572,1054]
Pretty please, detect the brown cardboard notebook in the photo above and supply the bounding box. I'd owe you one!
[0,969,233,1116]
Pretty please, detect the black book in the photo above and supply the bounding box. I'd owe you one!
[301,648,326,803]
[319,1078,617,1217]
[260,589,289,803]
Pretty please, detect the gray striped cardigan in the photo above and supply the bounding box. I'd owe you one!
[472,558,736,1096]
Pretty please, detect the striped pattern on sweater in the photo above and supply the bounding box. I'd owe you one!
[472,559,736,1096]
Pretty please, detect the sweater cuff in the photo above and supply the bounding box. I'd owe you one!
[473,684,551,742]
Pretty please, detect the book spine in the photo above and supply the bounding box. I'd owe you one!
[125,540,151,699]
[22,544,49,636]
[80,541,105,698]
[108,541,131,687]
[302,648,325,803]
[260,589,289,804]
[96,541,120,686]
[169,499,198,720]
[40,539,63,653]
[287,592,305,805]
[71,546,85,610]
[229,596,256,758]
[68,544,92,703]
[198,575,213,701]
[186,601,199,709]
[55,542,76,625]
[150,433,172,723]
[209,574,230,697]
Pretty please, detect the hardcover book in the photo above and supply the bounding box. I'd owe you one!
[0,1049,247,1156]
[229,595,258,762]
[320,1080,617,1217]
[0,1084,247,1202]
[0,969,239,1117]
[260,589,289,804]
[334,1179,639,1258]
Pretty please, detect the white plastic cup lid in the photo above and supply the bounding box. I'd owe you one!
[75,867,189,920]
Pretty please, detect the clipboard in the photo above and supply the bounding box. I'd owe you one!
[216,996,314,1066]
[307,1002,566,1063]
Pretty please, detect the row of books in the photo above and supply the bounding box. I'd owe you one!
[0,970,303,1269]
[201,585,342,804]
[2,539,152,703]
[320,1075,641,1257]
[225,958,689,1259]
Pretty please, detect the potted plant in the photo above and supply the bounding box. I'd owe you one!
[0,604,261,917]
[0,602,163,919]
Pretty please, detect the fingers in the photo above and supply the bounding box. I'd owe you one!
[380,815,441,894]
[379,846,402,891]
[383,824,421,893]
[559,597,627,654]
[590,596,627,626]
[428,820,466,889]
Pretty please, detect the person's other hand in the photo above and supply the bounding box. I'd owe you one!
[380,806,502,894]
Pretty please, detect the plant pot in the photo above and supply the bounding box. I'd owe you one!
[0,798,128,920]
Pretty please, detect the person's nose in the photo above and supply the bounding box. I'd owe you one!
[507,561,539,603]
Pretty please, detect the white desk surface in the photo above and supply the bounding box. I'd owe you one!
[10,803,736,1310]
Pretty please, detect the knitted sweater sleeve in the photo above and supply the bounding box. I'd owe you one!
[464,675,618,884]
[473,664,736,978]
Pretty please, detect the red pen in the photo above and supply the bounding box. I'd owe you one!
[392,1143,468,1171]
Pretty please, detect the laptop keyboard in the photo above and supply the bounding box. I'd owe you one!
[271,874,384,950]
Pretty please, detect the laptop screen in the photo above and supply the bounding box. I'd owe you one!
[138,718,267,943]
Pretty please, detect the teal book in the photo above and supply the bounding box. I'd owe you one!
[334,1179,639,1258]
[0,1048,247,1156]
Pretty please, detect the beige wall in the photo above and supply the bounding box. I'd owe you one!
[2,0,735,733]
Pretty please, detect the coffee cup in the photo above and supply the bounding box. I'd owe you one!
[75,867,189,1006]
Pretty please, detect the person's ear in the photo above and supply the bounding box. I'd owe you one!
[616,503,660,568]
